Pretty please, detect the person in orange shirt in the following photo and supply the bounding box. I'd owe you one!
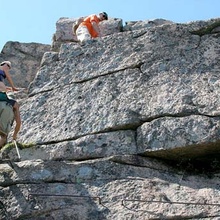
[76,12,108,44]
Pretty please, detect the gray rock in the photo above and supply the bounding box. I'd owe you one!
[52,17,123,51]
[1,17,220,220]
[0,41,50,88]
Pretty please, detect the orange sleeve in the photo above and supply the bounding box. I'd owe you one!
[80,15,100,38]
[89,15,100,23]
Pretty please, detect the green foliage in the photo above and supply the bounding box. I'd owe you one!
[190,20,220,36]
[0,142,35,152]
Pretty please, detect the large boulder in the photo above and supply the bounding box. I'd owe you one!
[52,16,123,51]
[0,41,50,88]
[0,18,220,220]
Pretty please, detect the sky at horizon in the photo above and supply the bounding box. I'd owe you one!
[0,0,219,51]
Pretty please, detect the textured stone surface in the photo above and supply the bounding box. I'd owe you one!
[52,17,123,51]
[137,115,220,158]
[1,131,136,161]
[23,19,220,148]
[0,158,220,219]
[0,41,50,88]
[0,18,220,219]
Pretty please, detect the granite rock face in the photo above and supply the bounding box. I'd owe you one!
[52,16,123,51]
[0,41,51,89]
[0,18,220,219]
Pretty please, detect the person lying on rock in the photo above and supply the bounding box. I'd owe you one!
[0,61,21,148]
[75,12,108,44]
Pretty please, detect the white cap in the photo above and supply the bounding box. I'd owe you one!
[0,61,12,69]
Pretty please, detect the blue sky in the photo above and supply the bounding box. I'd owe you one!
[0,0,219,51]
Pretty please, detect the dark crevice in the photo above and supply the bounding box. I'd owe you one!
[132,30,148,38]
[0,180,73,188]
[28,62,144,97]
[189,20,220,49]
[195,36,202,49]
[139,141,220,175]
[63,61,144,84]
[110,155,172,171]
[190,20,220,36]
[52,156,105,163]
[35,112,220,146]
[28,87,56,97]
[0,176,160,188]
[158,155,220,176]
[110,152,220,175]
